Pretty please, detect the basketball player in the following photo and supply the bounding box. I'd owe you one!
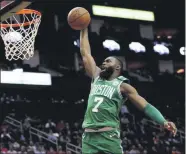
[80,28,177,154]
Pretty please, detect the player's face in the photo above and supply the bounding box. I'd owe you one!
[100,57,117,79]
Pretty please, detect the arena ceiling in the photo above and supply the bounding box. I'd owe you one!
[31,0,184,30]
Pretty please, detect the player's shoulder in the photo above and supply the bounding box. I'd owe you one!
[117,76,130,83]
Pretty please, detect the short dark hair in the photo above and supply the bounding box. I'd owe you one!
[112,56,124,74]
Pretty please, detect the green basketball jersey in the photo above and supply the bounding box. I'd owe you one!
[82,76,129,129]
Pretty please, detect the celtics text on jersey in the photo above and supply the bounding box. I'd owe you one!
[82,76,129,129]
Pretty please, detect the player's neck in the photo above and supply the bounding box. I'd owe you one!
[107,73,120,81]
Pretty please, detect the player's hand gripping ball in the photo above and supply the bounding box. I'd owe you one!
[67,7,91,30]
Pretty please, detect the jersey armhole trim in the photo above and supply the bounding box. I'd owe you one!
[117,81,124,100]
[117,79,129,101]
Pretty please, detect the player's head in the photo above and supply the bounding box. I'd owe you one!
[100,56,124,79]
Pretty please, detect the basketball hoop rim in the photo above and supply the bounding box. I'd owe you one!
[0,9,41,28]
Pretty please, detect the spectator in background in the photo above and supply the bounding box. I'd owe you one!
[172,146,181,154]
[23,116,31,130]
[27,147,35,154]
[47,147,56,154]
[129,145,140,154]
[22,117,31,142]
[7,144,17,154]
[34,145,45,154]
[121,105,130,115]
[65,135,71,143]
[56,120,64,132]
[17,145,27,154]
[47,147,58,154]
[5,96,10,104]
[142,149,148,154]
[16,94,21,102]
[58,145,66,154]
[48,130,57,141]
[20,132,26,142]
[62,122,70,136]
[134,138,140,145]
[45,119,56,132]
[151,146,158,154]
[0,143,8,154]
[66,151,72,154]
[12,141,20,150]
[13,63,18,70]
[125,150,130,154]
[72,122,80,132]
[10,96,15,102]
[121,116,130,125]
[165,146,171,154]
[28,140,36,152]
[0,93,5,104]
[153,135,159,145]
[40,145,46,154]
[1,130,12,144]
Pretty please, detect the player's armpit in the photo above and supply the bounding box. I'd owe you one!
[120,83,148,110]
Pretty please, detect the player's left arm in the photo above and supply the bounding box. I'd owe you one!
[120,82,177,136]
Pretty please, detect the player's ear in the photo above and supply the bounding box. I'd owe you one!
[116,65,121,70]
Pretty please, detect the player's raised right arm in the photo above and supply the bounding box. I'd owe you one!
[80,28,101,78]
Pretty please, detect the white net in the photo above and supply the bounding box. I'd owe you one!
[0,9,41,60]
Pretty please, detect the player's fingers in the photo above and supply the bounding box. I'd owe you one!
[170,122,176,127]
[164,122,177,137]
[173,128,177,137]
[165,123,171,130]
[169,123,177,137]
[173,130,176,137]
[164,122,177,136]
[168,122,176,129]
[171,123,177,131]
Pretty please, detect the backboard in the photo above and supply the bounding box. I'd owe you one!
[0,0,32,22]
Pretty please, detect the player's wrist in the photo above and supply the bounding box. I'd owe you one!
[81,27,88,33]
[144,103,166,125]
[163,120,169,126]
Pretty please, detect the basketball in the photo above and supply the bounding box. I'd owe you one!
[67,7,91,30]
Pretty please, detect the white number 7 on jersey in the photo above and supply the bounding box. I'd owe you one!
[92,97,104,112]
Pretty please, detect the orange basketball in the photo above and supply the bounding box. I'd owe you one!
[67,7,91,30]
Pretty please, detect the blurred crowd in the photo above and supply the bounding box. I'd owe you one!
[0,115,184,154]
[0,92,184,154]
[0,118,78,154]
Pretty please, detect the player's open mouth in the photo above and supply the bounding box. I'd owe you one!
[100,65,106,71]
[101,67,107,72]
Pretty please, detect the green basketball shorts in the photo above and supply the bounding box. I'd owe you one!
[82,129,123,154]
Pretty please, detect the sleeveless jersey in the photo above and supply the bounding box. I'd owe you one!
[82,76,129,129]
